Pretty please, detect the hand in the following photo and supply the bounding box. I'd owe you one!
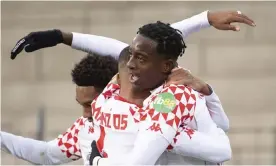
[89,141,102,166]
[166,68,212,96]
[10,29,63,60]
[207,10,256,31]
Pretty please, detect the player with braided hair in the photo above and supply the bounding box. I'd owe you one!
[89,21,230,165]
[137,21,186,60]
[126,21,188,92]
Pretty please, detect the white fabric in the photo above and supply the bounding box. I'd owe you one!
[93,83,231,165]
[1,131,70,165]
[205,88,229,132]
[71,11,210,60]
[1,117,100,166]
[167,93,231,165]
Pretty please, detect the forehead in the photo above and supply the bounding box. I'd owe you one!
[131,34,157,54]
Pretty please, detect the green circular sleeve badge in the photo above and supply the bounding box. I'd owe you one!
[153,92,177,113]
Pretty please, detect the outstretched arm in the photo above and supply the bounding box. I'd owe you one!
[67,11,210,58]
[12,10,255,60]
[1,117,86,165]
[1,131,76,165]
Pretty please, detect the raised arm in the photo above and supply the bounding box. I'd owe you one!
[1,117,85,165]
[11,10,255,60]
[170,11,210,38]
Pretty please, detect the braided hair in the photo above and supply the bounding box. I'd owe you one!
[137,21,186,60]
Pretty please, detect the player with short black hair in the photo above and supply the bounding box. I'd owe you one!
[89,21,230,165]
[72,54,118,90]
[1,53,118,165]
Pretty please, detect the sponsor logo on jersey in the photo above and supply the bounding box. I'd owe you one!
[153,92,176,113]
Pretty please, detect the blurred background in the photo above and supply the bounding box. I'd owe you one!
[1,1,276,165]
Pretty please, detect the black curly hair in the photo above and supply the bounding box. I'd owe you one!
[71,53,118,91]
[137,21,186,60]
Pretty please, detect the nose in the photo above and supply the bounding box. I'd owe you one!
[126,56,136,70]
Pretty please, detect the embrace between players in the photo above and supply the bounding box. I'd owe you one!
[1,10,255,165]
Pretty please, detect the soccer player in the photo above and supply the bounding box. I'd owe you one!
[6,10,254,165]
[86,21,233,165]
[1,54,118,165]
[90,47,231,165]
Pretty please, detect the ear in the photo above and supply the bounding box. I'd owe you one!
[162,59,174,74]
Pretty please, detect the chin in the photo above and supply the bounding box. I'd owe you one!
[131,83,143,91]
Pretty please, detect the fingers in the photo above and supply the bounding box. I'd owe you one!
[229,11,256,27]
[239,13,256,26]
[10,38,27,60]
[230,16,254,27]
[234,11,255,24]
[25,44,41,52]
[219,24,240,31]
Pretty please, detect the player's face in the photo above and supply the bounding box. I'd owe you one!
[127,34,172,91]
[75,86,99,120]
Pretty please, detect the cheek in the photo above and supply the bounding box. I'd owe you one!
[141,66,162,82]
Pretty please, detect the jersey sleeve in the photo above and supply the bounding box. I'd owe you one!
[1,117,85,165]
[168,126,232,163]
[146,84,197,133]
[71,33,128,60]
[171,11,210,39]
[205,86,229,132]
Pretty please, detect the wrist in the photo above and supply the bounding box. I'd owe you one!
[60,31,73,46]
[207,11,214,26]
[201,83,213,96]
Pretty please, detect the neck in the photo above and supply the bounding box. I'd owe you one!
[120,82,150,106]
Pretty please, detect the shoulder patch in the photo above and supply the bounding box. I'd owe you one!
[153,92,176,113]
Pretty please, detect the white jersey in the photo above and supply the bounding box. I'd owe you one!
[92,83,197,164]
[1,117,100,165]
[92,82,231,165]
